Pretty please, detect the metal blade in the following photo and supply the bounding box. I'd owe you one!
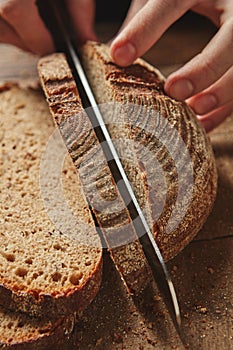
[36,0,182,332]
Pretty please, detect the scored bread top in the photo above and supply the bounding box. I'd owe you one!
[0,86,102,318]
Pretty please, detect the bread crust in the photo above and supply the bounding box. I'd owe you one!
[0,264,101,319]
[0,309,75,350]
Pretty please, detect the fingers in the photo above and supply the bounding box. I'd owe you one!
[165,18,233,132]
[165,19,233,100]
[67,0,97,44]
[198,100,233,133]
[0,0,54,55]
[188,67,233,115]
[110,0,196,66]
[109,0,233,133]
[187,66,233,132]
[0,0,96,55]
[0,16,27,50]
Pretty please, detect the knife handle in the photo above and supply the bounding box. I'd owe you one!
[36,0,74,52]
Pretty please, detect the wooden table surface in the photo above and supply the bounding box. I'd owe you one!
[0,16,232,350]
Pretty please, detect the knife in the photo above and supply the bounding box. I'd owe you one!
[36,0,182,334]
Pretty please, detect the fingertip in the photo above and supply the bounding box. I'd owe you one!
[197,104,232,133]
[198,117,215,133]
[110,41,136,67]
[190,94,218,115]
[165,77,194,100]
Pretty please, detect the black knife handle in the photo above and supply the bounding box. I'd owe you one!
[36,0,74,52]
[36,0,92,110]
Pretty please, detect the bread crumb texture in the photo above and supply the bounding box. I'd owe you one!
[0,304,75,348]
[0,87,102,317]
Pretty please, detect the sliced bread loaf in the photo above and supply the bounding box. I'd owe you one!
[38,42,217,294]
[0,86,102,318]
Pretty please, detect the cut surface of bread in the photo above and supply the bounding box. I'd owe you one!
[0,304,75,349]
[38,42,217,294]
[0,86,102,317]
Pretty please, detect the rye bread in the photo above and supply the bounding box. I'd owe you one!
[38,43,217,294]
[79,42,217,259]
[0,86,102,318]
[0,304,75,350]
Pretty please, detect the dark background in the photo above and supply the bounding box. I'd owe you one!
[95,0,216,30]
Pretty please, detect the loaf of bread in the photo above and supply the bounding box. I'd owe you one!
[38,41,217,294]
[0,86,102,318]
[80,42,217,260]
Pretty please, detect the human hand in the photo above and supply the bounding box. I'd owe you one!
[0,0,96,55]
[110,0,233,132]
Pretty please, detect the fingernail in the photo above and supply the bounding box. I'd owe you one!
[112,42,136,66]
[192,94,217,115]
[167,79,194,100]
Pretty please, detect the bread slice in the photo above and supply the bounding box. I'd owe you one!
[0,86,102,318]
[38,42,217,294]
[0,304,75,349]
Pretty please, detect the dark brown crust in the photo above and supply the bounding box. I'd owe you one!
[38,53,151,295]
[0,262,102,319]
[0,311,75,350]
[0,82,18,92]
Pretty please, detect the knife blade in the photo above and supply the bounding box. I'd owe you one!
[36,0,182,334]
